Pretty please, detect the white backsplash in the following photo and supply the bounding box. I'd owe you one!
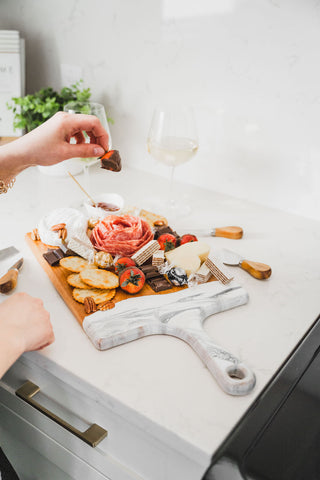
[1,0,320,220]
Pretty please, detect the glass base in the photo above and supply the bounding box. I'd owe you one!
[144,196,191,222]
[37,159,83,177]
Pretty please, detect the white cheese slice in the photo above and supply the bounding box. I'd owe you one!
[165,241,210,276]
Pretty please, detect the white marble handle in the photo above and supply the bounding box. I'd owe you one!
[165,322,256,396]
[83,282,255,395]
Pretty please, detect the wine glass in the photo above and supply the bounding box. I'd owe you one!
[147,106,198,217]
[64,102,112,188]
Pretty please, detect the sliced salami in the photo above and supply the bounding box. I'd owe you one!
[90,215,154,256]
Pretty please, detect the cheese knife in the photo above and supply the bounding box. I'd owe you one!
[190,226,243,239]
[0,257,24,293]
[0,246,19,262]
[220,248,272,280]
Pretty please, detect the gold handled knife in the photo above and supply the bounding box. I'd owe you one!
[0,257,24,293]
[221,248,271,280]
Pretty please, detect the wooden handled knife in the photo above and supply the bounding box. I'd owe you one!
[190,226,243,239]
[0,257,24,293]
[221,248,271,280]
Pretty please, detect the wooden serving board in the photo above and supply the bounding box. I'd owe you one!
[26,232,255,396]
[25,232,190,326]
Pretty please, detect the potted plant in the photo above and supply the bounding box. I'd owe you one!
[7,80,91,133]
[7,81,111,176]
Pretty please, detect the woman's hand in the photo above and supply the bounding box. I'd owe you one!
[0,292,55,378]
[0,111,109,179]
[26,111,109,166]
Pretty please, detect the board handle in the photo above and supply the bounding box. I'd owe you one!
[213,226,243,239]
[240,260,272,280]
[172,326,256,396]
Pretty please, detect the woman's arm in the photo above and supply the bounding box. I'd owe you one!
[0,111,109,187]
[0,111,108,375]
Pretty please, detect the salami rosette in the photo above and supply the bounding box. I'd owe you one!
[90,215,154,256]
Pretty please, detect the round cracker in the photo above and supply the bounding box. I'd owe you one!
[79,268,119,289]
[67,273,90,289]
[60,256,94,273]
[72,288,116,304]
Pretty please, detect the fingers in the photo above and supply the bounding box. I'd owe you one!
[66,114,109,151]
[74,130,86,144]
[87,131,97,145]
[65,143,105,158]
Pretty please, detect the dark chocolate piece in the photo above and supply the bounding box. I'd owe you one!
[174,236,181,247]
[100,150,122,172]
[139,264,160,279]
[43,248,65,266]
[147,277,172,292]
[145,271,162,280]
[153,225,180,241]
[140,264,158,274]
[140,263,172,291]
[154,225,174,239]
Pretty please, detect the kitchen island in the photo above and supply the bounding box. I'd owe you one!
[0,163,319,479]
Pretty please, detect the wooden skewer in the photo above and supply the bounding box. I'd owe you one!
[67,171,96,207]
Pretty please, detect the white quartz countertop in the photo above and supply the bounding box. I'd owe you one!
[1,164,319,470]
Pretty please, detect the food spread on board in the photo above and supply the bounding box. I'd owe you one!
[26,154,270,320]
[25,194,270,395]
[29,203,237,316]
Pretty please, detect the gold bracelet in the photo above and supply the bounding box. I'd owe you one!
[0,177,16,194]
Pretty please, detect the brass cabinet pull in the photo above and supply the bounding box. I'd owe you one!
[16,381,108,447]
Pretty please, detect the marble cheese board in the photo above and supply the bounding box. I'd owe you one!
[83,281,255,396]
[26,232,255,396]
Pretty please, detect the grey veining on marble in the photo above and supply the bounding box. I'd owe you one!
[83,282,255,396]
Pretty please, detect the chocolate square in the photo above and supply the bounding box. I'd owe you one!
[154,226,174,240]
[43,248,65,266]
[145,271,162,280]
[147,276,172,292]
[140,264,158,274]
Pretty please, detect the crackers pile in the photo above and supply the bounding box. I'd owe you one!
[60,256,118,306]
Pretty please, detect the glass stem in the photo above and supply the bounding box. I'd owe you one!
[168,166,176,207]
[83,163,90,191]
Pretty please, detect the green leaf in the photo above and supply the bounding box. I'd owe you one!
[5,79,117,132]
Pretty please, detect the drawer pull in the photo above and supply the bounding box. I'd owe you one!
[15,381,108,447]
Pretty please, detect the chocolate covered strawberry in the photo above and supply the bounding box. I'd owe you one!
[157,233,177,252]
[119,267,145,294]
[114,257,136,275]
[180,234,198,245]
[100,150,122,172]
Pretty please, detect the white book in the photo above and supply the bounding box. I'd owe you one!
[0,30,24,136]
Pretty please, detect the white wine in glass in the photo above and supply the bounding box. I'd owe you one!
[147,106,198,216]
[64,102,112,188]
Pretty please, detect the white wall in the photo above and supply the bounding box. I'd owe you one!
[1,0,320,220]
